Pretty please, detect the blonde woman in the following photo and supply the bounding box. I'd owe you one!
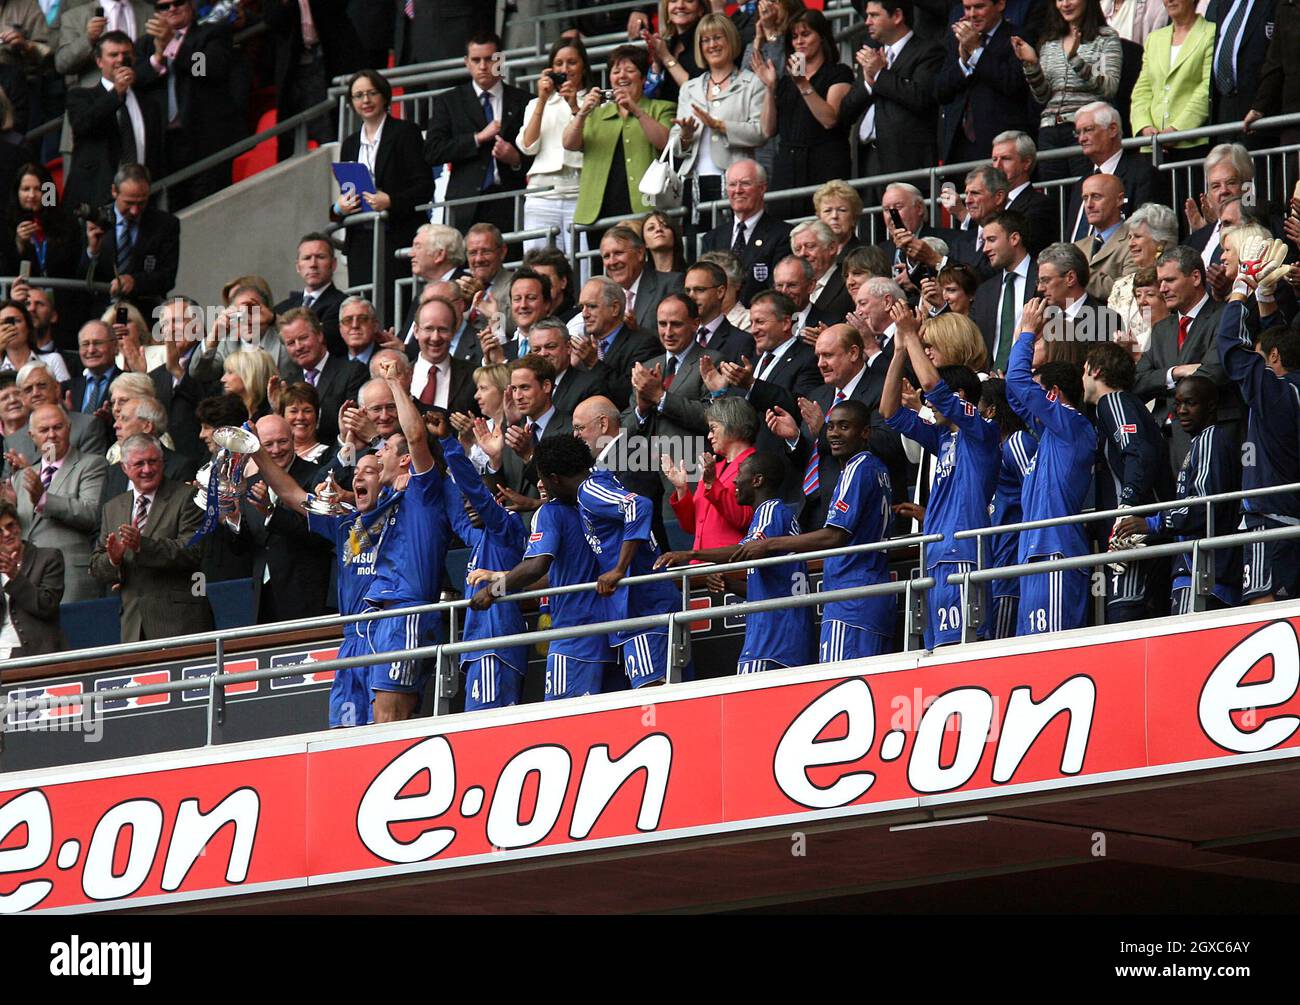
[1108,202,1177,351]
[221,348,277,422]
[814,179,864,259]
[921,313,990,373]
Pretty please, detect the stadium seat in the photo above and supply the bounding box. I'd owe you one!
[60,596,121,650]
[208,578,255,629]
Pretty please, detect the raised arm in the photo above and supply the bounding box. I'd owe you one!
[380,364,432,475]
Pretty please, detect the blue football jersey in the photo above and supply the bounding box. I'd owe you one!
[885,379,999,567]
[525,500,613,664]
[308,506,386,637]
[822,450,895,637]
[578,468,679,642]
[739,498,815,668]
[1006,334,1095,560]
[364,464,450,616]
[441,437,529,669]
[990,429,1038,594]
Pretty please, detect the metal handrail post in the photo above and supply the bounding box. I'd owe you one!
[433,644,456,716]
[207,636,226,746]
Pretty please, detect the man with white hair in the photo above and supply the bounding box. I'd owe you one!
[10,403,108,601]
[792,220,854,322]
[1065,101,1159,243]
[877,181,960,272]
[6,360,107,464]
[90,433,212,640]
[410,223,467,287]
[700,159,793,306]
[990,130,1054,255]
[1187,143,1255,267]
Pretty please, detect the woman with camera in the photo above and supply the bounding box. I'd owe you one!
[517,38,592,261]
[0,298,67,382]
[0,163,79,280]
[674,14,766,234]
[564,45,675,231]
[753,9,852,216]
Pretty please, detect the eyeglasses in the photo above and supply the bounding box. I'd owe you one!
[154,1,185,11]
[351,90,383,102]
[339,316,372,328]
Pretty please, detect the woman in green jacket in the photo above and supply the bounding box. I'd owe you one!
[564,44,676,230]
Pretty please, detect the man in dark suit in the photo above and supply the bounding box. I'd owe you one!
[97,395,197,511]
[623,294,717,446]
[991,130,1057,255]
[221,415,333,623]
[89,433,213,641]
[1035,239,1125,347]
[793,221,855,322]
[528,318,608,421]
[572,395,670,554]
[685,261,755,362]
[273,233,348,356]
[409,296,480,416]
[1207,0,1278,131]
[150,297,217,463]
[131,0,244,209]
[875,181,961,277]
[497,354,572,498]
[279,308,366,445]
[572,276,662,412]
[934,0,1036,164]
[700,159,793,307]
[64,31,166,212]
[394,0,486,65]
[1244,0,1300,149]
[424,32,531,238]
[266,0,358,162]
[1134,246,1235,467]
[80,164,179,317]
[944,164,1010,280]
[68,320,121,417]
[0,500,67,657]
[1064,101,1160,243]
[840,0,943,183]
[599,226,683,334]
[348,0,393,68]
[972,210,1039,371]
[773,257,840,336]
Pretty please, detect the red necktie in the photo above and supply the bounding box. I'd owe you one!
[1177,315,1191,352]
[419,368,436,405]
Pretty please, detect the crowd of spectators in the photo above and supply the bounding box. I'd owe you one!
[1,0,1299,732]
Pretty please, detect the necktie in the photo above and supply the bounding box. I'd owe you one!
[1091,231,1103,257]
[1177,315,1192,352]
[528,420,540,443]
[305,368,319,386]
[82,374,105,412]
[732,220,747,256]
[134,493,150,528]
[695,327,709,348]
[404,0,415,17]
[164,29,185,125]
[480,91,496,190]
[756,352,773,380]
[298,0,318,46]
[116,218,133,273]
[419,367,437,405]
[997,271,1018,373]
[40,465,54,492]
[117,102,137,164]
[302,291,316,310]
[105,1,123,32]
[1072,167,1102,242]
[625,288,636,317]
[1213,0,1249,95]
[664,354,679,390]
[975,229,984,255]
[960,35,989,141]
[834,389,847,405]
[598,334,611,360]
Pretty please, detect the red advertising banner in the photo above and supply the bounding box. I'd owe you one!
[3,608,1300,913]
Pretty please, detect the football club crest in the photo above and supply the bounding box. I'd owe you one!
[752,263,769,282]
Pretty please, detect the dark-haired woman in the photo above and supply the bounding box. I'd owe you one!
[332,70,431,310]
[1012,0,1122,181]
[518,37,592,261]
[753,8,852,217]
[0,162,78,280]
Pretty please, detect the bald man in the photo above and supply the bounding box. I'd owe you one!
[1073,173,1134,300]
[572,395,668,553]
[221,413,335,623]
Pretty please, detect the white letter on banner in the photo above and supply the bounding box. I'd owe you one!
[486,745,571,849]
[908,689,993,793]
[570,734,672,839]
[1199,621,1300,753]
[357,737,457,863]
[774,679,876,809]
[83,800,163,901]
[0,790,53,913]
[992,676,1096,782]
[161,788,260,891]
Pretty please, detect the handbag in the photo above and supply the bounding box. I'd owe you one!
[638,131,685,210]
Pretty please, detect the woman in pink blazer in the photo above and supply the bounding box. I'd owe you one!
[662,397,759,551]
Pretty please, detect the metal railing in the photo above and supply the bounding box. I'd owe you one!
[0,275,113,300]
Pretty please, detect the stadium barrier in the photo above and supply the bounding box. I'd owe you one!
[5,482,1300,757]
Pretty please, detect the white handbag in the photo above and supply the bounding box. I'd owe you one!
[638,131,685,210]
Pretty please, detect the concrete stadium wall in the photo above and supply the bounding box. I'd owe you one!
[173,143,341,311]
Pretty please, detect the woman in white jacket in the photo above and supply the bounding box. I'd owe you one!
[673,14,766,237]
[516,37,592,262]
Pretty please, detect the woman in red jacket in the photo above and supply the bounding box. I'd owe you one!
[663,396,759,550]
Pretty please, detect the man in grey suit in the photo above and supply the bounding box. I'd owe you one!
[623,294,716,448]
[0,498,67,657]
[464,223,516,341]
[600,227,684,335]
[9,404,107,602]
[8,361,108,464]
[90,433,213,642]
[1134,246,1233,468]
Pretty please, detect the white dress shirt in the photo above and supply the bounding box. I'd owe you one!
[859,31,913,144]
[358,115,386,176]
[412,355,452,408]
[100,77,147,165]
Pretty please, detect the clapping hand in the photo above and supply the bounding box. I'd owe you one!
[661,453,689,495]
[796,396,825,439]
[718,354,755,390]
[765,405,799,440]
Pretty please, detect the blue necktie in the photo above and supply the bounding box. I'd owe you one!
[116,218,133,273]
[1214,0,1250,94]
[480,90,496,190]
[82,374,105,412]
